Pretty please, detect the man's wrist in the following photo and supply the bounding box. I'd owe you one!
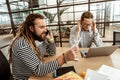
[93,32,98,37]
[93,28,98,36]
[48,38,54,43]
[57,54,65,66]
[63,53,67,64]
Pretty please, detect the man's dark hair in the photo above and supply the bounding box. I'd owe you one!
[9,13,45,61]
[23,13,44,27]
[81,11,93,21]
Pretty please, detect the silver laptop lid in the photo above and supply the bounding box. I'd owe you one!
[85,46,119,58]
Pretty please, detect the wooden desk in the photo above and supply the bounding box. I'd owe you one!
[29,47,120,80]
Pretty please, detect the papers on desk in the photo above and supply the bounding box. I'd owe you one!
[98,65,120,80]
[84,65,120,80]
[84,69,108,80]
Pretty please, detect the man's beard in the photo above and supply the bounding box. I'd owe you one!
[32,32,46,42]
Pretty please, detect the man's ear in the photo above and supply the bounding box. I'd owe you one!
[29,26,34,32]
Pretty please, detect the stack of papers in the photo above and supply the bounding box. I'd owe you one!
[84,65,120,80]
[84,69,108,80]
[98,65,120,80]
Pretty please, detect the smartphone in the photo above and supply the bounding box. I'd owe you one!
[53,66,76,78]
[46,29,50,35]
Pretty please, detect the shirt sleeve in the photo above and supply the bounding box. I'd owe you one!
[93,32,103,47]
[17,46,60,76]
[37,40,56,56]
[43,40,56,56]
[69,26,78,47]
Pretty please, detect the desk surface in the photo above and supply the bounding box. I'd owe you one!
[29,47,120,80]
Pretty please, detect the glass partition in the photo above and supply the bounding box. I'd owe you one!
[0,0,120,46]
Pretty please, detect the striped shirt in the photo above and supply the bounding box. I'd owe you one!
[69,26,103,48]
[11,37,60,80]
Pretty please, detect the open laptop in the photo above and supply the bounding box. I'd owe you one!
[80,46,119,58]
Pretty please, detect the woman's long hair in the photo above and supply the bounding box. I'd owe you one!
[9,13,44,62]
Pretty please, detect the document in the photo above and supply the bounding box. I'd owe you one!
[98,65,120,80]
[84,69,108,80]
[85,65,120,80]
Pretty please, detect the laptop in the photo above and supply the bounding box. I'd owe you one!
[80,46,119,58]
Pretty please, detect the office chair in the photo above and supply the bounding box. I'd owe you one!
[113,31,120,46]
[0,50,13,80]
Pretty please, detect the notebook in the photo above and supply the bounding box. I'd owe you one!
[80,46,119,58]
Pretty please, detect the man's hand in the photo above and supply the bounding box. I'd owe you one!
[46,30,54,43]
[64,45,78,61]
[76,20,81,38]
[77,20,81,32]
[57,45,78,66]
[92,21,97,33]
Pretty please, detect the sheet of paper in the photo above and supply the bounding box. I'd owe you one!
[84,69,108,80]
[98,65,120,80]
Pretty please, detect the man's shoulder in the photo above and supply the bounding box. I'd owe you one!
[16,36,27,43]
[70,26,77,32]
[71,25,77,29]
[14,36,30,48]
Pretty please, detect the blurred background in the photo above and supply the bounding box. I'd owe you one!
[0,0,120,57]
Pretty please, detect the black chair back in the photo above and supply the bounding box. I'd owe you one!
[0,50,13,80]
[113,31,120,45]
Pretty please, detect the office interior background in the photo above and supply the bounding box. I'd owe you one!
[0,0,120,56]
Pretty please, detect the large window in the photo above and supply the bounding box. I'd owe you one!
[0,0,120,46]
